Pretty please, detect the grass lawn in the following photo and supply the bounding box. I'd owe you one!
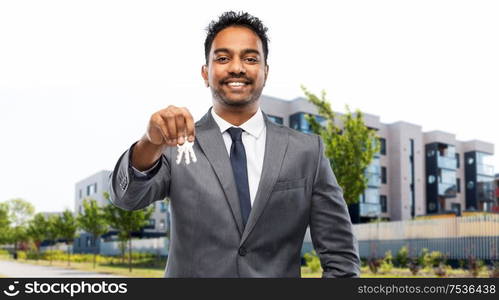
[300,266,492,278]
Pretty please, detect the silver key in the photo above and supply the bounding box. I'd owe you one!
[176,137,197,165]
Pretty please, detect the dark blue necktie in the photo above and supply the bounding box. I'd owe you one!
[226,127,251,228]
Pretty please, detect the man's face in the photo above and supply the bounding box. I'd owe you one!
[202,26,268,107]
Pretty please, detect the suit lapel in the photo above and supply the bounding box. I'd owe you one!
[195,109,244,236]
[240,114,289,245]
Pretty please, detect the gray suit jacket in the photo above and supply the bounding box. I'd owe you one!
[109,108,360,278]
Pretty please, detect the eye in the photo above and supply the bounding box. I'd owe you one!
[216,57,229,63]
[245,57,258,63]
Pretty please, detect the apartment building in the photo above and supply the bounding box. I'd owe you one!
[260,95,496,222]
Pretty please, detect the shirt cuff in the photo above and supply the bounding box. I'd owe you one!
[131,160,161,179]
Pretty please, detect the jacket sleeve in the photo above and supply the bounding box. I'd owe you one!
[309,135,361,278]
[109,141,171,211]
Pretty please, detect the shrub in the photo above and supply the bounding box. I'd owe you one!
[379,250,394,274]
[489,261,499,278]
[467,256,484,278]
[418,248,428,267]
[360,257,367,268]
[303,252,322,273]
[368,258,381,274]
[16,251,27,260]
[395,245,409,268]
[423,251,445,269]
[433,263,447,277]
[408,257,421,275]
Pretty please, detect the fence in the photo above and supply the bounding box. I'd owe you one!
[99,237,169,256]
[353,215,499,260]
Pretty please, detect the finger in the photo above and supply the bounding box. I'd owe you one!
[152,113,169,145]
[161,110,178,145]
[174,108,186,145]
[180,108,196,142]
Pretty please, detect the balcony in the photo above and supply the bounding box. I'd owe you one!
[438,183,457,197]
[437,155,457,170]
[477,182,495,202]
[477,164,495,176]
[360,202,381,217]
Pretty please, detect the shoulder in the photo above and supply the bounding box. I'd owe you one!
[268,121,321,151]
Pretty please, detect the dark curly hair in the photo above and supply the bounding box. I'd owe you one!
[204,11,269,65]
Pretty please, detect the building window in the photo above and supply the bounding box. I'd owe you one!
[289,112,325,134]
[160,219,165,230]
[380,195,387,213]
[148,219,155,228]
[455,153,460,168]
[267,115,283,125]
[79,189,82,199]
[379,138,386,155]
[381,167,387,184]
[451,203,461,216]
[457,178,461,193]
[87,183,97,195]
[160,202,167,213]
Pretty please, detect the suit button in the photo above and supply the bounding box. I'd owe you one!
[238,247,247,256]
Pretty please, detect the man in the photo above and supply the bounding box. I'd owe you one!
[110,11,360,278]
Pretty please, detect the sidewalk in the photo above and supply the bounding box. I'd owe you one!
[0,260,121,278]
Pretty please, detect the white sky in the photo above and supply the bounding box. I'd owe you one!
[0,0,498,213]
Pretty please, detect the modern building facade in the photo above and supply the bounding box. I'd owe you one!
[260,95,497,222]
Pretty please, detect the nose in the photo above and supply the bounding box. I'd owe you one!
[227,57,246,75]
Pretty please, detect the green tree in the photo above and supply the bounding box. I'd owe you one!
[45,215,61,266]
[102,192,154,272]
[55,210,78,266]
[302,87,380,206]
[26,213,49,260]
[2,198,35,253]
[0,203,11,245]
[77,198,109,268]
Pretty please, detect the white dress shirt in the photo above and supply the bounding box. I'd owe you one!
[210,107,266,207]
[132,107,267,207]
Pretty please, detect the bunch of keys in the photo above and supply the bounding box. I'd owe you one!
[176,137,197,165]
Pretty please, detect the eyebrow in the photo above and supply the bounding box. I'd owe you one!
[213,48,261,56]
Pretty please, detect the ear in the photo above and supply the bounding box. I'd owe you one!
[201,65,209,87]
[263,64,269,85]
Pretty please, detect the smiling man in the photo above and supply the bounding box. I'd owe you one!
[110,11,360,278]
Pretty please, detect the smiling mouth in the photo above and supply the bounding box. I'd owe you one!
[227,82,247,87]
[223,81,251,91]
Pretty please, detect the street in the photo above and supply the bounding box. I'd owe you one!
[0,260,120,278]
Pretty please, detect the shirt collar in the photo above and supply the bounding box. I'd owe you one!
[211,107,266,139]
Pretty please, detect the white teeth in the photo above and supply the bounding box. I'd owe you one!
[227,82,245,87]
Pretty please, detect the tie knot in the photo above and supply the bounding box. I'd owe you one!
[227,127,243,142]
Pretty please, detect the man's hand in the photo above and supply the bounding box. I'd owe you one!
[132,106,195,171]
[147,105,196,146]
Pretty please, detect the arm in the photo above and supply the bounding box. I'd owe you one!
[109,105,195,211]
[109,138,171,211]
[309,135,361,278]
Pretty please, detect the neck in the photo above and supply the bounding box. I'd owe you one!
[212,101,259,126]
